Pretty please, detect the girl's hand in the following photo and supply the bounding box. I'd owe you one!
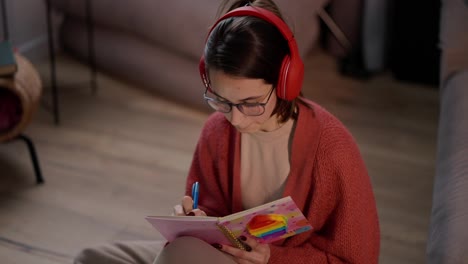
[173,195,206,216]
[217,235,270,264]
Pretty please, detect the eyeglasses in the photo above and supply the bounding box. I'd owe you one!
[203,87,274,116]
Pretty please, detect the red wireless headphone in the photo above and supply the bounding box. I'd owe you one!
[199,6,304,101]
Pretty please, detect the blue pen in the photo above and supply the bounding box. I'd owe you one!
[191,182,200,209]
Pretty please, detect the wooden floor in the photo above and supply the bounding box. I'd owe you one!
[0,50,439,264]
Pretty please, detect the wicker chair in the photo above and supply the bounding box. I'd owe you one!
[0,54,44,184]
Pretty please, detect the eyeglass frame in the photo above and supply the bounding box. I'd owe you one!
[203,86,275,116]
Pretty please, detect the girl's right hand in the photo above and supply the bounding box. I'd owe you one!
[173,195,207,216]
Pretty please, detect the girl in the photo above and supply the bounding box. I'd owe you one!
[75,0,380,263]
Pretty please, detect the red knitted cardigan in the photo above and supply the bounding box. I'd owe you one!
[185,99,380,264]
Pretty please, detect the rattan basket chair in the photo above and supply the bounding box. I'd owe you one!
[0,54,44,184]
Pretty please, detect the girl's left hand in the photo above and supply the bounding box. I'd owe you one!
[218,235,270,264]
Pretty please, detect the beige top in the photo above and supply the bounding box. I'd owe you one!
[240,118,295,209]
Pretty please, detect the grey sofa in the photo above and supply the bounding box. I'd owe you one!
[426,0,468,263]
[50,0,328,111]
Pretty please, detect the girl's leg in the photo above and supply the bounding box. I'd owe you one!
[154,237,236,264]
[74,240,165,264]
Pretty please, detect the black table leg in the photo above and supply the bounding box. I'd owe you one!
[45,0,60,125]
[85,0,97,94]
[18,134,44,184]
[1,0,9,40]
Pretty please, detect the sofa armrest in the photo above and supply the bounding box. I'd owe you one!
[427,1,468,263]
[427,70,468,263]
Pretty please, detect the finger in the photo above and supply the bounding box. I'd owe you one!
[190,208,207,216]
[239,235,259,250]
[236,237,270,264]
[218,244,250,260]
[181,196,193,214]
[221,243,269,264]
[173,204,185,216]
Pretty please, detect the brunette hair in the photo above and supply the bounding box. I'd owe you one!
[204,0,300,123]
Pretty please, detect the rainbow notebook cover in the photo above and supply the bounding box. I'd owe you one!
[145,196,312,248]
[218,196,312,243]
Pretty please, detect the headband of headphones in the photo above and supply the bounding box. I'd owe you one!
[199,6,304,100]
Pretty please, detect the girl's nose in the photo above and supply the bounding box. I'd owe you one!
[228,106,244,126]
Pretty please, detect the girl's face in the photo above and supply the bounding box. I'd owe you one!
[208,70,279,133]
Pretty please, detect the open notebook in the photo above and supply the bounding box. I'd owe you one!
[145,196,312,250]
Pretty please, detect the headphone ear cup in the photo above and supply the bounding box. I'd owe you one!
[286,56,304,100]
[276,56,290,100]
[276,55,304,100]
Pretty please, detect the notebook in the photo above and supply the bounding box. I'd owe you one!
[145,196,312,250]
[0,41,17,77]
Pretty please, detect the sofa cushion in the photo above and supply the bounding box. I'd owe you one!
[61,17,213,111]
[51,0,328,59]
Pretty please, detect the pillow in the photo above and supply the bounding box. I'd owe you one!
[0,88,22,134]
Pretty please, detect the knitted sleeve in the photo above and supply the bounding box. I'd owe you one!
[269,120,380,264]
[184,113,233,217]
